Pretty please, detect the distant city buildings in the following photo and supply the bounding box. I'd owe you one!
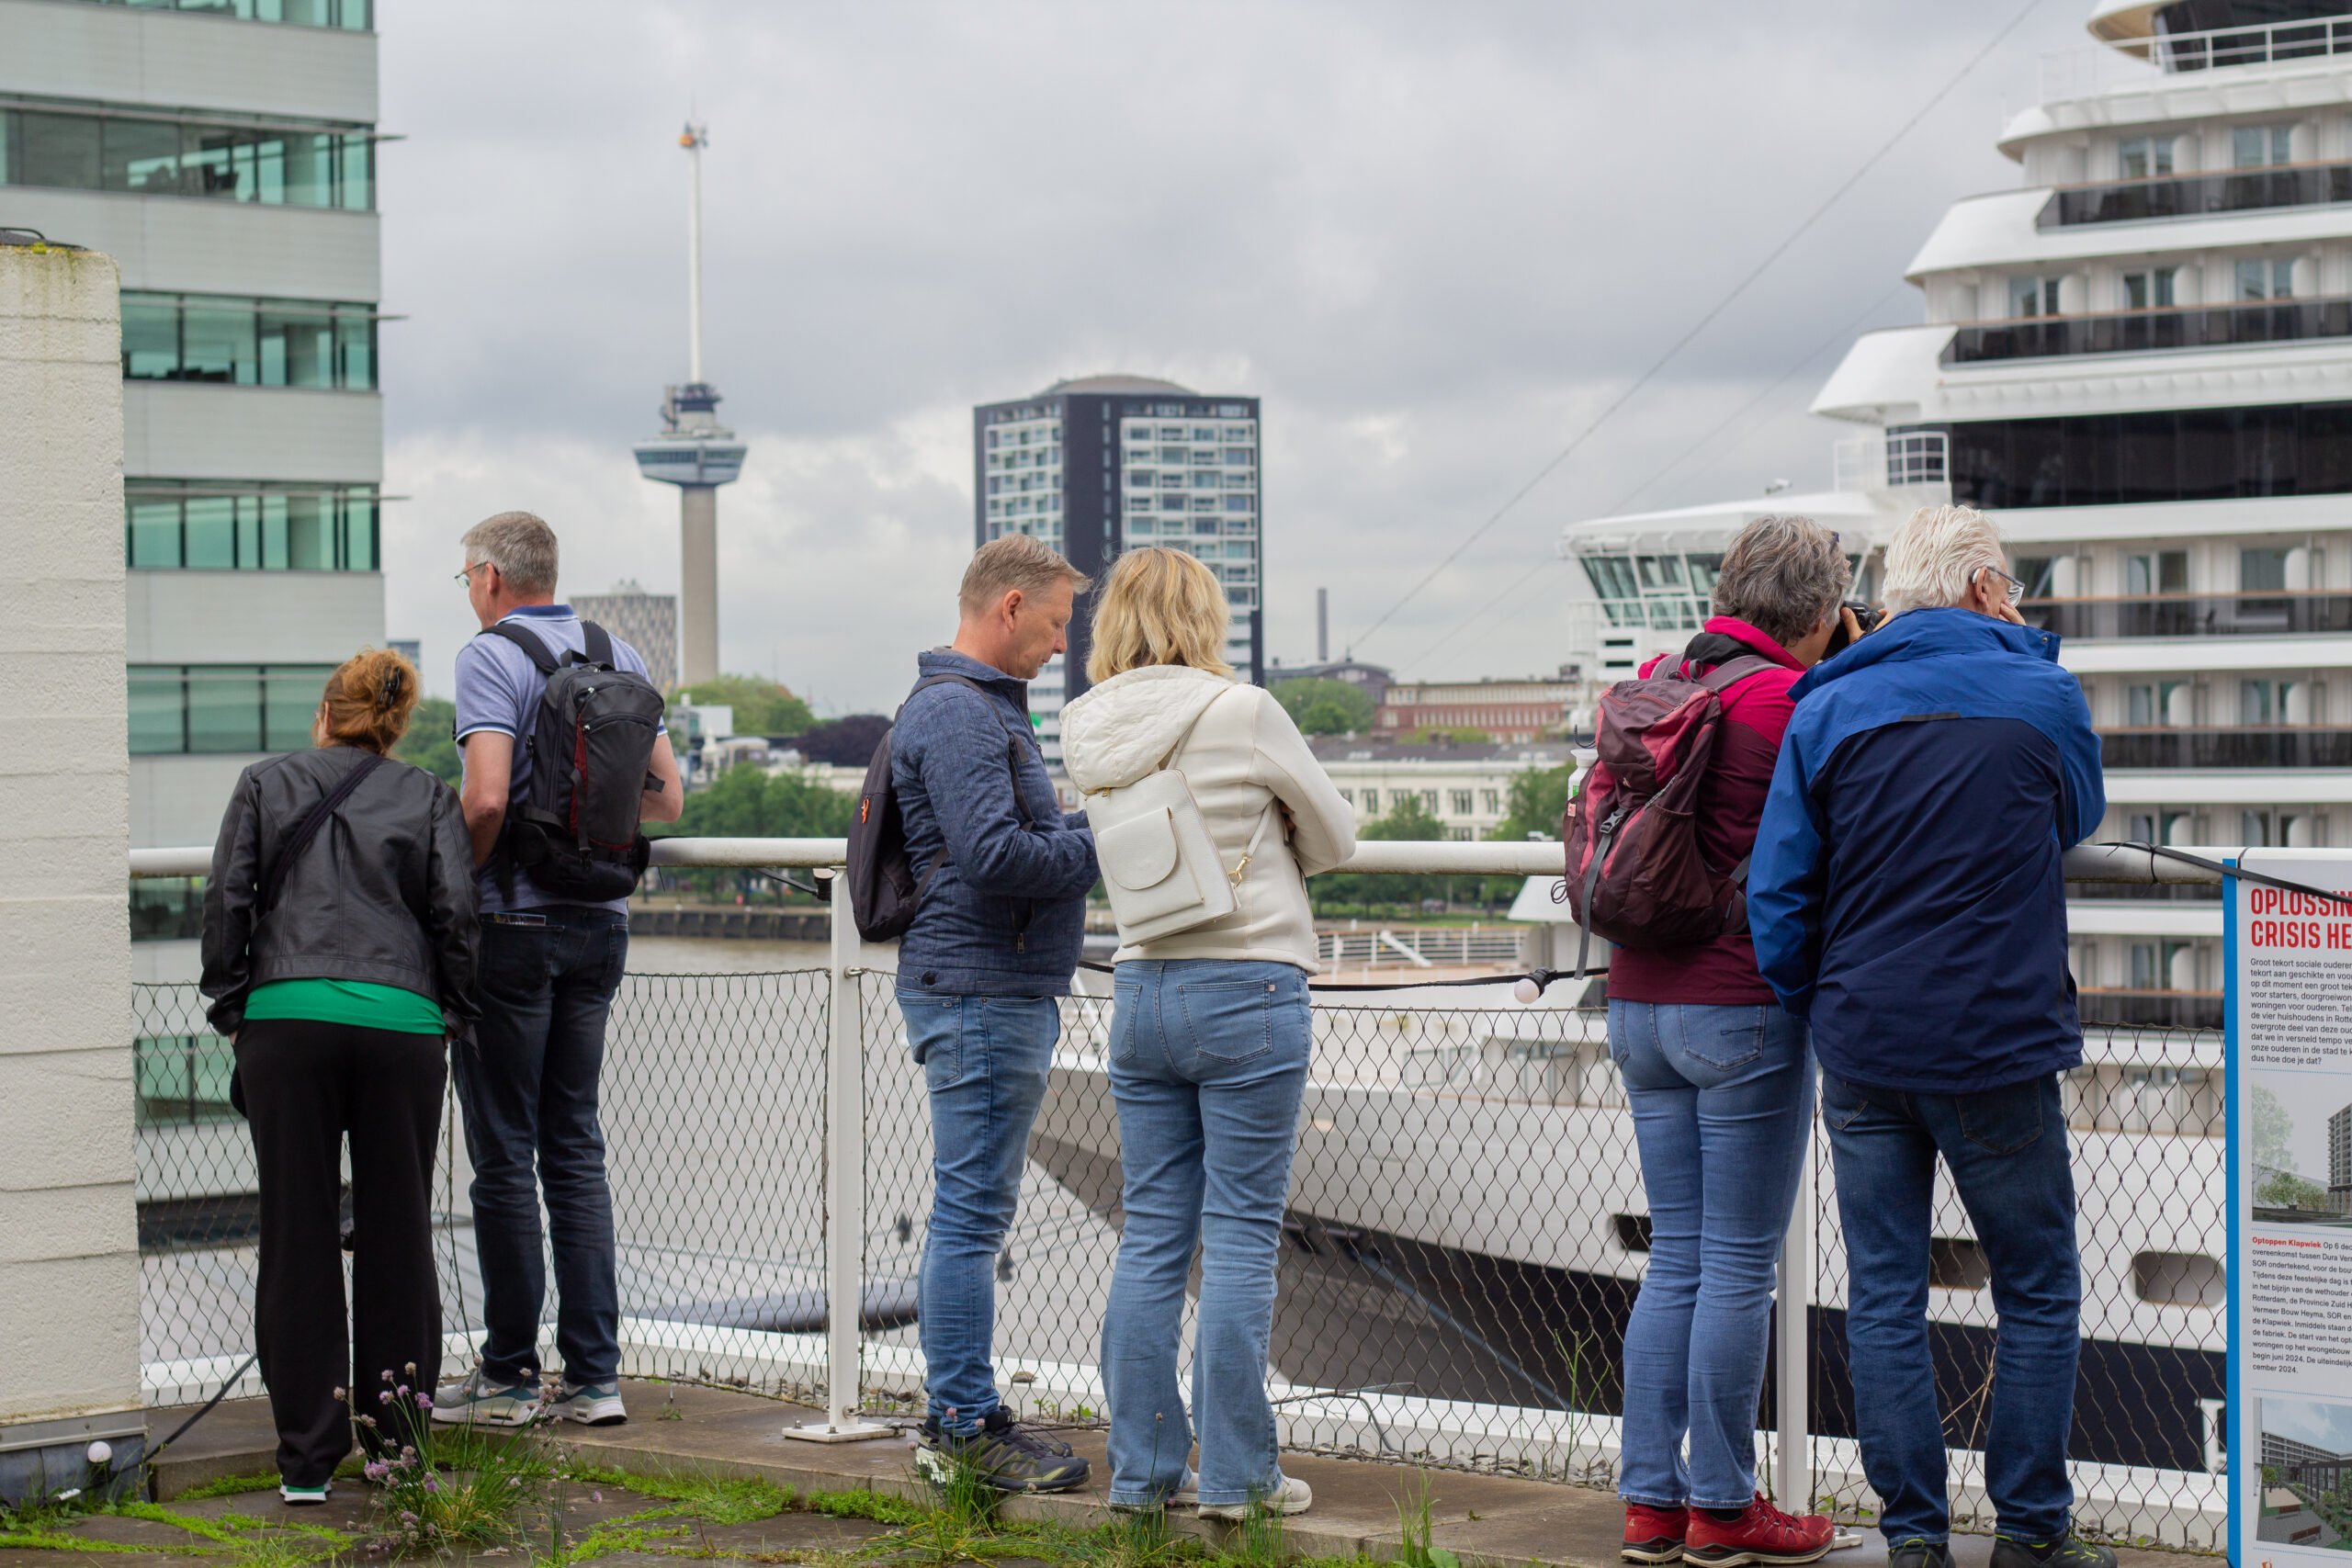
[975,375,1261,758]
[1376,675,1579,744]
[1266,657,1394,710]
[575,579,680,690]
[1308,735,1576,841]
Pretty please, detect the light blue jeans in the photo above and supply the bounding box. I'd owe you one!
[1609,999,1814,1511]
[899,990,1060,1436]
[1102,960,1310,1508]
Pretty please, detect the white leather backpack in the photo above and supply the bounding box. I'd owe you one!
[1084,689,1272,945]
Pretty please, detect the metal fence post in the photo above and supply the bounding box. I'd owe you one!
[784,873,893,1442]
[1773,1111,1816,1509]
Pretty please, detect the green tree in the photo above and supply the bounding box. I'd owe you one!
[669,674,817,737]
[1272,677,1374,737]
[2254,1084,2295,1172]
[393,697,463,790]
[651,763,858,901]
[2258,1169,2328,1211]
[1311,794,1465,915]
[1491,762,1577,843]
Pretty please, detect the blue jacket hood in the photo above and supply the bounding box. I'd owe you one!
[1791,606,2063,703]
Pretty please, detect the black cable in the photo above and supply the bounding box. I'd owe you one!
[2096,841,2352,908]
[1349,0,2049,656]
[1075,958,1585,995]
[142,1351,261,1467]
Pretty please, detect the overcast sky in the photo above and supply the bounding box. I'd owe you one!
[379,0,2097,711]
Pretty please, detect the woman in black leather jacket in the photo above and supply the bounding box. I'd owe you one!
[199,647,479,1505]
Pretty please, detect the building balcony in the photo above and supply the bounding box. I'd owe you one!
[2101,726,2352,769]
[1943,298,2352,367]
[2023,591,2352,639]
[2039,161,2352,229]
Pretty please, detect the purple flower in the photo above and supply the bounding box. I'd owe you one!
[424,1478,439,1494]
[333,1387,347,1402]
[379,1391,393,1405]
[415,1393,433,1409]
[592,1491,603,1504]
[381,1371,395,1383]
[357,1415,377,1429]
[364,1461,389,1482]
[396,1385,410,1398]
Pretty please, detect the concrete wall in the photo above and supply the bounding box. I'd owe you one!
[0,0,378,122]
[0,243,142,1444]
[124,384,382,484]
[0,188,380,302]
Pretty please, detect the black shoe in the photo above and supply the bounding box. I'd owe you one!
[914,1409,1091,1494]
[1886,1539,1953,1568]
[1990,1535,2117,1568]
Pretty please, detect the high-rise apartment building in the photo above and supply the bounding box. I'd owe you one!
[974,375,1261,759]
[1,0,385,864]
[574,579,680,691]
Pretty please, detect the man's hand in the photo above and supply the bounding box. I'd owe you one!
[1996,598,2027,626]
[1838,604,1866,644]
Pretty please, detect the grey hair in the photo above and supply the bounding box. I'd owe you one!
[461,511,560,596]
[1712,514,1852,648]
[1882,503,2004,616]
[959,532,1090,615]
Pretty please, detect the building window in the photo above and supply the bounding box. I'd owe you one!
[2123,550,2188,594]
[79,0,372,26]
[2233,123,2294,169]
[2122,267,2176,310]
[1923,403,2352,509]
[1482,788,1499,813]
[1361,789,1377,813]
[2243,546,2290,592]
[126,482,378,570]
[1223,495,1254,513]
[122,293,376,388]
[0,105,373,209]
[135,1034,240,1127]
[129,664,334,754]
[2119,135,2175,179]
[1419,790,1438,812]
[1450,790,1474,816]
[2236,258,2294,300]
[2008,275,2062,317]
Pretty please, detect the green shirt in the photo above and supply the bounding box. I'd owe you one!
[243,978,446,1035]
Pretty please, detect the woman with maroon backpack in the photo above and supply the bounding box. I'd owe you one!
[1602,516,1860,1568]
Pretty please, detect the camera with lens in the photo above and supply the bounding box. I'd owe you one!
[1825,601,1884,656]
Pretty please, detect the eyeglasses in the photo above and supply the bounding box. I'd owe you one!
[1978,564,2026,604]
[455,562,488,588]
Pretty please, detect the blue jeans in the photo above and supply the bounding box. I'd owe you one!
[1102,960,1310,1508]
[1609,1000,1814,1511]
[452,908,628,1386]
[900,990,1059,1435]
[1823,1071,2079,1547]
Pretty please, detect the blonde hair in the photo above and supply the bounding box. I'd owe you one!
[461,511,560,595]
[959,533,1088,616]
[1883,503,2006,616]
[1086,547,1232,683]
[319,647,422,754]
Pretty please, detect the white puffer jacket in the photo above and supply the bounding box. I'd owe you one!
[1060,665,1357,970]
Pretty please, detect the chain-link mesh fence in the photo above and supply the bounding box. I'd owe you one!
[134,970,2225,1549]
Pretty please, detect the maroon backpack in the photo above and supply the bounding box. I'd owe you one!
[1558,651,1777,978]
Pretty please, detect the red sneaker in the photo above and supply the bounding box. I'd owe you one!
[1683,1495,1835,1567]
[1623,1502,1690,1563]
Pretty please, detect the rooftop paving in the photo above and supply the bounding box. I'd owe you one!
[0,1383,2200,1568]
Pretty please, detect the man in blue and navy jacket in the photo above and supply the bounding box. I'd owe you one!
[1748,505,2109,1568]
[890,534,1099,1495]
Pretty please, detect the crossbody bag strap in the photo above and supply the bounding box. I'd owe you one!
[261,751,386,917]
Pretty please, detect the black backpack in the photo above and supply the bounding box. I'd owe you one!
[482,620,667,902]
[846,673,1033,942]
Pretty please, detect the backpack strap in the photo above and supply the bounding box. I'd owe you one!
[261,750,386,918]
[898,673,1043,911]
[577,620,616,669]
[1695,654,1780,694]
[481,619,561,674]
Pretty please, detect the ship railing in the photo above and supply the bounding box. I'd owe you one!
[128,839,2252,1548]
[2036,11,2352,103]
[2022,589,2352,641]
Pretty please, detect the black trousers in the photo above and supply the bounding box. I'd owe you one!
[235,1018,447,1486]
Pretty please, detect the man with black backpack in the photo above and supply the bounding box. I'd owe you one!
[435,512,684,1429]
[875,534,1099,1493]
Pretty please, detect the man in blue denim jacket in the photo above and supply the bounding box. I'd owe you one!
[893,535,1099,1492]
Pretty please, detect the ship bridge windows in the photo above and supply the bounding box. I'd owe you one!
[1634,554,1684,590]
[1925,402,2352,510]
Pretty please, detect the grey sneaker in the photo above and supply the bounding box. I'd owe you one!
[1990,1536,2116,1568]
[1887,1540,1953,1568]
[1200,1473,1311,1520]
[548,1382,627,1426]
[913,1409,1090,1494]
[429,1367,539,1427]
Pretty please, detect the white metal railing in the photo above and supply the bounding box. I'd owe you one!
[127,838,2254,1513]
[2037,11,2352,103]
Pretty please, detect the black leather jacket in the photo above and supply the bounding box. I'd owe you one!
[200,745,481,1044]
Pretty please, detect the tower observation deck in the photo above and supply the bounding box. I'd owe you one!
[633,119,744,689]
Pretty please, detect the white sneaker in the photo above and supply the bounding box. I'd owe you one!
[548,1382,627,1426]
[1199,1473,1311,1520]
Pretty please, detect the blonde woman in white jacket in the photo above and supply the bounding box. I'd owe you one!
[1059,547,1356,1519]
